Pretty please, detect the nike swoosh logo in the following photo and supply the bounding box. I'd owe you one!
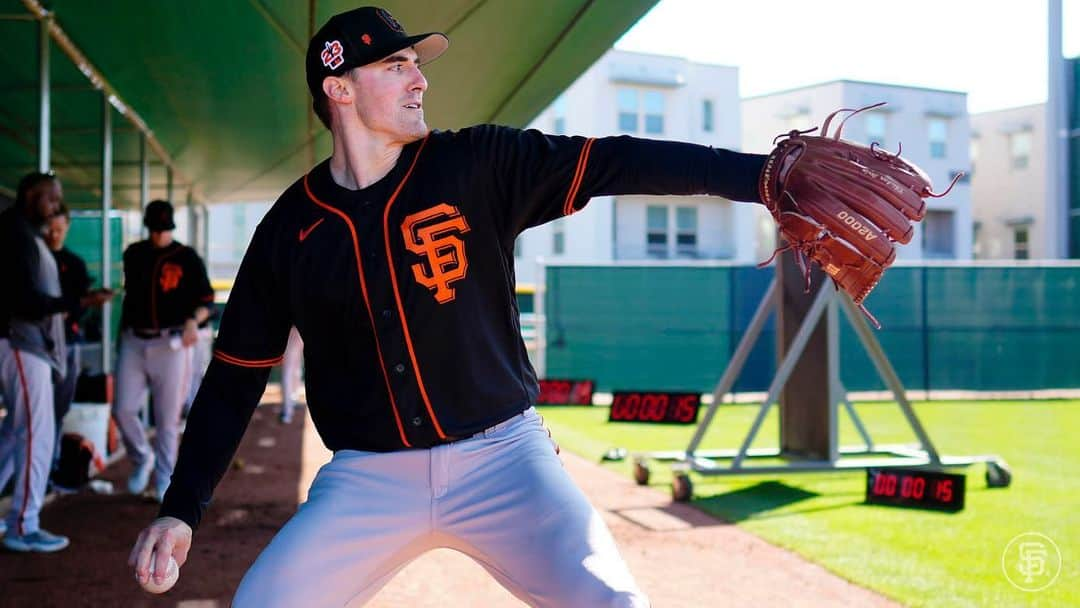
[299,218,325,242]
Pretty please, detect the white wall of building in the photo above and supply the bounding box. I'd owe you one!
[742,80,974,261]
[515,49,755,285]
[969,104,1047,259]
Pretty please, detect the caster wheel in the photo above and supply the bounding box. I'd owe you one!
[986,460,1012,488]
[632,459,650,485]
[672,473,693,502]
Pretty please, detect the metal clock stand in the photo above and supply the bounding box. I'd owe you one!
[631,275,1011,502]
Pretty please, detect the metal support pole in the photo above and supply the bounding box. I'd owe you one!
[201,204,210,262]
[733,285,832,468]
[139,132,149,210]
[685,278,777,455]
[839,295,941,463]
[37,13,51,172]
[826,296,841,463]
[166,166,174,205]
[187,190,196,247]
[534,258,547,379]
[100,93,113,373]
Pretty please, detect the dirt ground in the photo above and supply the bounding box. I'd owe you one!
[0,394,900,608]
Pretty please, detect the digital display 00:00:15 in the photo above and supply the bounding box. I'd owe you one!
[608,391,701,424]
[865,468,966,511]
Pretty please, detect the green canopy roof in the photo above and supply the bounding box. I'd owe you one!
[1,0,656,208]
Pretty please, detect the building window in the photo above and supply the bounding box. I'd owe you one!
[922,210,955,258]
[617,89,638,133]
[675,206,698,258]
[1010,131,1031,169]
[866,112,887,147]
[702,99,714,132]
[646,205,668,258]
[972,221,983,259]
[1013,226,1029,259]
[552,95,567,135]
[643,90,664,135]
[552,219,566,255]
[928,118,947,158]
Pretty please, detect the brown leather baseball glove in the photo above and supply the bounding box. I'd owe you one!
[758,103,961,327]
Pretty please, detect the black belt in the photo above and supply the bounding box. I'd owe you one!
[131,327,182,339]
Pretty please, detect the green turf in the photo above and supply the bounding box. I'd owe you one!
[538,400,1078,607]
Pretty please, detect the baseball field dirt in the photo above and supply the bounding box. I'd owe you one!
[0,393,900,607]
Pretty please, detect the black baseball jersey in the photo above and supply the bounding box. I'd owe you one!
[53,247,91,342]
[162,126,765,529]
[119,240,214,331]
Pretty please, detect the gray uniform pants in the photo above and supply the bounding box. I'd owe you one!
[232,408,648,608]
[112,330,191,494]
[0,339,56,535]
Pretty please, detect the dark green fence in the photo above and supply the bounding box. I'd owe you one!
[542,264,1080,393]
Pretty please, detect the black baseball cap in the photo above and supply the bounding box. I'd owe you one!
[144,199,175,232]
[305,7,449,100]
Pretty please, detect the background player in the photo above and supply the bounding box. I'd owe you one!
[129,6,771,605]
[113,200,213,503]
[0,172,111,551]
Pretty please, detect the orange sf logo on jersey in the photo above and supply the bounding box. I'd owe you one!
[160,263,183,293]
[401,203,471,304]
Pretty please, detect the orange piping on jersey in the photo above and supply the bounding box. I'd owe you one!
[213,350,284,368]
[562,137,596,217]
[149,246,186,329]
[381,136,450,440]
[303,174,412,448]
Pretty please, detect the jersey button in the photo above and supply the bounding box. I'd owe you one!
[411,417,423,427]
[394,363,406,374]
[381,309,392,320]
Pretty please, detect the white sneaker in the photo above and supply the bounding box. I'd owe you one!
[127,456,155,495]
[3,528,70,552]
[279,407,294,425]
[153,482,169,504]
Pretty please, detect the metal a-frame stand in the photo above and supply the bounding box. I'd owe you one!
[631,276,1011,502]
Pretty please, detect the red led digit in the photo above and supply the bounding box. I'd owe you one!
[674,396,697,422]
[936,479,953,502]
[912,476,925,499]
[900,476,913,498]
[872,473,887,495]
[884,474,897,496]
[625,393,641,420]
[611,394,626,420]
[646,394,668,421]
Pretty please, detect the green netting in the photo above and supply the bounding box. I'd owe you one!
[544,265,1080,393]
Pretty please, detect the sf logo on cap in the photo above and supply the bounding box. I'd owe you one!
[321,40,344,69]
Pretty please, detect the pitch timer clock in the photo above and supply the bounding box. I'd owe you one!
[865,468,965,511]
[608,391,700,424]
[537,379,595,405]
